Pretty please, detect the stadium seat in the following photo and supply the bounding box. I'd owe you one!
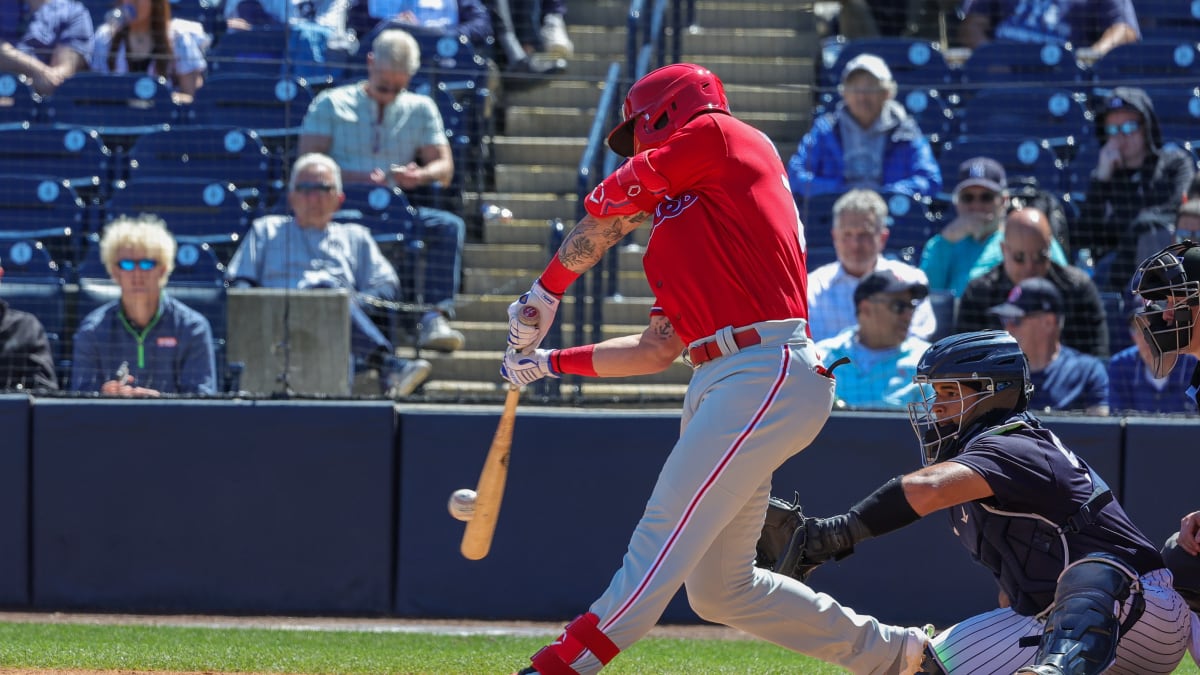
[882,191,936,254]
[0,176,91,265]
[959,42,1088,96]
[1101,291,1133,355]
[0,125,116,197]
[0,238,69,368]
[0,73,39,124]
[169,241,226,286]
[797,193,839,250]
[189,74,315,158]
[1141,86,1200,145]
[1138,0,1200,41]
[953,87,1092,145]
[820,37,955,92]
[939,136,1068,197]
[42,72,181,129]
[167,241,229,384]
[900,89,953,148]
[169,0,225,36]
[338,184,424,303]
[104,179,258,258]
[207,27,290,78]
[927,289,957,342]
[805,245,837,271]
[1091,41,1200,89]
[126,126,281,204]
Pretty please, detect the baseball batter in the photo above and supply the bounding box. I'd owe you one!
[774,330,1192,675]
[498,63,933,675]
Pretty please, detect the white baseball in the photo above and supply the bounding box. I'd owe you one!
[448,488,477,522]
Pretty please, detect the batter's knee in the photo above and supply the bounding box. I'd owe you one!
[684,571,756,624]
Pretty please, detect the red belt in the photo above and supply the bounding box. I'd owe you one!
[687,328,763,367]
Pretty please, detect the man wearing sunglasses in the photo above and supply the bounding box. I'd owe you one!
[70,215,217,396]
[226,153,433,398]
[0,250,58,391]
[1078,87,1196,293]
[815,270,932,410]
[299,28,467,355]
[957,207,1109,358]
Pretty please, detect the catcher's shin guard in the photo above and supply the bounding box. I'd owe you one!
[1029,556,1141,675]
[524,613,621,675]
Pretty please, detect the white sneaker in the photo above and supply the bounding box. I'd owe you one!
[385,358,432,398]
[418,313,465,353]
[540,13,574,58]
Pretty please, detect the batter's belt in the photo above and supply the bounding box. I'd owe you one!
[687,325,764,367]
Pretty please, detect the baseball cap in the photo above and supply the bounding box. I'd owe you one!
[989,277,1063,319]
[841,53,892,84]
[954,157,1007,195]
[853,270,929,305]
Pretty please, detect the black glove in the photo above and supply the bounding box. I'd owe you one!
[755,494,807,572]
[773,512,865,583]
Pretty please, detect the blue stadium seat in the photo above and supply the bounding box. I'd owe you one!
[0,73,39,124]
[127,126,281,204]
[882,192,936,254]
[1138,0,1200,41]
[338,184,424,303]
[0,125,116,197]
[1091,41,1200,88]
[169,241,226,286]
[939,136,1068,197]
[0,176,90,265]
[1101,291,1133,355]
[169,0,225,36]
[104,179,258,256]
[805,246,837,271]
[900,89,953,148]
[0,238,69,367]
[207,27,290,78]
[959,42,1088,96]
[167,241,229,382]
[927,289,957,342]
[797,193,840,250]
[820,38,955,92]
[42,73,181,129]
[189,74,315,158]
[1141,86,1200,145]
[953,87,1092,145]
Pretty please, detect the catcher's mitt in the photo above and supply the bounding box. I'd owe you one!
[757,495,859,583]
[755,494,806,572]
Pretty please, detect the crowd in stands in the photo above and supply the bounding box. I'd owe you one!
[1,0,1199,413]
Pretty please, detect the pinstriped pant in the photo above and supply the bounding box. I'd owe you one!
[930,568,1191,674]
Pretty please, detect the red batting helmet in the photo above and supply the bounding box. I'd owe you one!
[606,63,730,157]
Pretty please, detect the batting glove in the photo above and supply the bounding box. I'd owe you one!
[506,280,560,353]
[500,348,559,387]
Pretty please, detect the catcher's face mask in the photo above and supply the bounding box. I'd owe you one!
[1130,242,1200,377]
[908,379,994,466]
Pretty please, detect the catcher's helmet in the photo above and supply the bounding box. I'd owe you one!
[907,330,1033,466]
[1129,240,1200,377]
[606,63,730,157]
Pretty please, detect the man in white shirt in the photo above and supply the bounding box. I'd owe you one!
[806,188,935,342]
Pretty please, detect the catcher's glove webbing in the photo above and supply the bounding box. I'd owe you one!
[755,494,806,572]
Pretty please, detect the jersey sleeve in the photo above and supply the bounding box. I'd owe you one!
[640,115,724,197]
[950,435,1055,511]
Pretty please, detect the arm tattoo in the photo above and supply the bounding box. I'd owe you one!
[649,315,675,341]
[558,212,652,271]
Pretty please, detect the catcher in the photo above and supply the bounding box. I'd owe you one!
[759,330,1192,675]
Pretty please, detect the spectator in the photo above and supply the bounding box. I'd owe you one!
[225,153,433,398]
[225,0,357,78]
[815,270,931,410]
[1107,310,1198,415]
[348,0,493,55]
[89,0,211,102]
[0,0,93,95]
[959,0,1140,58]
[806,188,936,342]
[482,0,566,77]
[787,53,941,201]
[990,276,1109,414]
[299,28,466,353]
[71,215,216,396]
[0,252,58,391]
[920,157,1068,296]
[1077,88,1196,292]
[1175,197,1200,244]
[957,207,1109,357]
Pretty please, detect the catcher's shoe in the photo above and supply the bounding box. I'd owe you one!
[1013,667,1065,675]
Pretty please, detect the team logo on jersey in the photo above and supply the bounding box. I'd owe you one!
[655,192,698,221]
[157,337,178,348]
[626,185,642,197]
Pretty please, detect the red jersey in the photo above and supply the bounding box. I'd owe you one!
[627,113,810,345]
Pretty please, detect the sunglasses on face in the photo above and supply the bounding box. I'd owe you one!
[1008,249,1050,265]
[1105,120,1141,137]
[117,258,158,271]
[873,297,920,314]
[957,191,997,205]
[293,181,336,194]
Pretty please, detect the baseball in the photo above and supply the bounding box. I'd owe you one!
[448,488,477,522]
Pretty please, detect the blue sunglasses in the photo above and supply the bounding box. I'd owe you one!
[118,258,158,271]
[1105,120,1141,137]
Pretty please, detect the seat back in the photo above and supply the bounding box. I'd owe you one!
[43,73,181,128]
[105,179,257,250]
[883,192,936,254]
[190,74,315,131]
[1091,41,1200,88]
[0,73,40,124]
[1138,0,1200,41]
[0,125,116,189]
[1101,291,1134,356]
[960,42,1088,94]
[208,27,291,78]
[821,38,955,91]
[927,289,957,342]
[940,137,1067,197]
[0,177,90,264]
[1140,86,1200,144]
[797,193,840,250]
[127,126,280,200]
[170,241,226,286]
[954,87,1092,145]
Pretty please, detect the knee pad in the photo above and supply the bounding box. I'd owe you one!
[1032,557,1138,675]
[528,613,621,675]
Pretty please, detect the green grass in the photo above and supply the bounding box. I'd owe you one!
[0,622,1193,675]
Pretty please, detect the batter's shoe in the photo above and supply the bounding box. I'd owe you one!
[1013,667,1065,675]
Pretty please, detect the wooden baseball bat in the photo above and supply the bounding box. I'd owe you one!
[460,306,540,560]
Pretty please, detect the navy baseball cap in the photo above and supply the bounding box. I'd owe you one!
[853,270,929,305]
[954,157,1007,195]
[989,277,1063,319]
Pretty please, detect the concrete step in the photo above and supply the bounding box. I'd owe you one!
[482,218,560,246]
[692,1,816,31]
[477,192,579,222]
[494,163,578,194]
[668,27,812,58]
[464,267,652,296]
[502,80,609,110]
[504,105,596,138]
[463,242,547,269]
[453,320,655,350]
[492,136,587,166]
[421,379,690,401]
[453,293,654,325]
[569,0,642,27]
[725,83,812,114]
[739,111,812,146]
[423,350,694,385]
[690,54,816,87]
